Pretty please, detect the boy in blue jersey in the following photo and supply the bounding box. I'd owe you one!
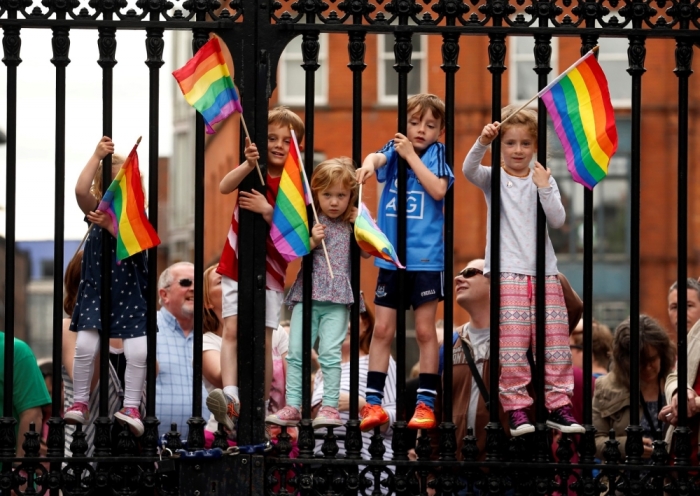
[355,94,454,431]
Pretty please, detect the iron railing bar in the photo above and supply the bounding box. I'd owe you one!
[1,22,20,459]
[95,23,115,458]
[392,24,410,461]
[346,27,366,461]
[298,29,319,457]
[186,25,208,450]
[486,31,506,456]
[143,25,164,455]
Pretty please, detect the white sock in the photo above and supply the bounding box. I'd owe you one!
[224,386,239,401]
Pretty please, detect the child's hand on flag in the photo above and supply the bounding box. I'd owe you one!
[244,138,260,170]
[88,210,116,237]
[310,223,326,249]
[479,123,499,146]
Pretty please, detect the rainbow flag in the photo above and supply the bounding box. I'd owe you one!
[97,143,161,261]
[354,202,404,269]
[539,48,618,190]
[270,129,312,262]
[172,37,243,134]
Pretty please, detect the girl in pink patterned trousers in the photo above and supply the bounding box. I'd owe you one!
[462,105,585,437]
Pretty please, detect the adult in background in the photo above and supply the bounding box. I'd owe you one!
[156,261,210,439]
[660,318,700,464]
[667,278,700,342]
[592,315,675,460]
[0,323,50,457]
[569,319,612,379]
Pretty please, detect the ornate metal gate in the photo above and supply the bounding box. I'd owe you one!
[2,0,700,494]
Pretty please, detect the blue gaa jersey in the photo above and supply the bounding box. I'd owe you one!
[375,140,454,271]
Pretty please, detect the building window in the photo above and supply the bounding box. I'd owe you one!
[377,33,427,105]
[509,38,558,104]
[597,37,631,107]
[278,34,329,106]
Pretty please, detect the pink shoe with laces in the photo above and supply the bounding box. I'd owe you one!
[115,407,145,437]
[265,406,301,427]
[65,402,89,425]
[313,406,343,429]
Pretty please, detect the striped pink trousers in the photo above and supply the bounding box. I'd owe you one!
[498,272,574,412]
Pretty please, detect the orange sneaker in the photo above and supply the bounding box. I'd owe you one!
[359,404,389,432]
[407,402,436,430]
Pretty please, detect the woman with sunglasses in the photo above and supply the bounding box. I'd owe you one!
[592,315,675,460]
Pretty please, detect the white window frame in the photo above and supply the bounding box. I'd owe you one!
[597,36,631,109]
[278,33,329,106]
[377,32,428,106]
[509,37,559,105]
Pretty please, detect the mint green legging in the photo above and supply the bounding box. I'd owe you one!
[286,301,349,409]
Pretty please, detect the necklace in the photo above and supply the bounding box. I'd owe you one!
[502,165,529,187]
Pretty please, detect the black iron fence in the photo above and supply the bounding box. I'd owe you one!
[1,0,700,494]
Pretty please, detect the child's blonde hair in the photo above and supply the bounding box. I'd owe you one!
[203,264,221,335]
[407,94,446,131]
[269,106,305,142]
[310,157,358,223]
[90,153,126,201]
[500,104,538,144]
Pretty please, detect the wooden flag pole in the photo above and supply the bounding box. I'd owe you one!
[239,113,266,185]
[290,125,334,279]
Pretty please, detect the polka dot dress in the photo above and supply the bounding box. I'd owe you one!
[70,223,148,339]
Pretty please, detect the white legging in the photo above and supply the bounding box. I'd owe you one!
[73,330,148,408]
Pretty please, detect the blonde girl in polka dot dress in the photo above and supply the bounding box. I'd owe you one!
[64,136,149,437]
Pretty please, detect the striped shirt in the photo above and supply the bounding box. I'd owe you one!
[312,355,397,460]
[63,362,122,457]
[217,174,287,292]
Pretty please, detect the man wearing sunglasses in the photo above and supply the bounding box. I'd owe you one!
[438,259,516,464]
[155,262,210,438]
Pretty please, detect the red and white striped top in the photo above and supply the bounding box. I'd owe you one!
[217,175,287,292]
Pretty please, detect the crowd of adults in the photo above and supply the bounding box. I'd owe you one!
[3,261,700,468]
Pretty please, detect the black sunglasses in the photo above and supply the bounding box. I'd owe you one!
[167,278,193,288]
[459,267,484,279]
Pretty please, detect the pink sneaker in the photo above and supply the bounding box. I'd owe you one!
[313,406,343,429]
[65,402,89,425]
[265,405,301,427]
[114,407,145,437]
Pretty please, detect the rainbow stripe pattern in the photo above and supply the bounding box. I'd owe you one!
[354,202,404,269]
[539,49,618,189]
[172,37,243,134]
[97,145,161,261]
[270,131,312,262]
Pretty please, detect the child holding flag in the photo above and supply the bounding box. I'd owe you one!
[355,94,454,431]
[207,106,305,432]
[462,105,584,436]
[265,157,369,428]
[64,136,149,436]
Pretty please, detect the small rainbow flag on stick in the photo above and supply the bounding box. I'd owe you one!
[172,37,243,134]
[354,201,404,269]
[539,47,617,189]
[270,130,313,262]
[97,138,161,261]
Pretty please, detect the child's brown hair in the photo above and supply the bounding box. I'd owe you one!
[63,250,84,315]
[268,106,305,142]
[500,104,538,144]
[407,94,446,131]
[310,157,358,223]
[90,154,126,201]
